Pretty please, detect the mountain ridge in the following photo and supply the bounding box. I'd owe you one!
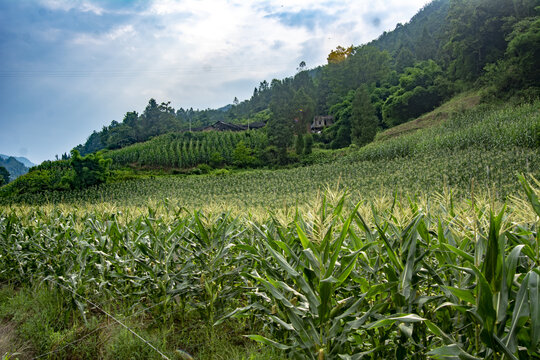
[0,154,36,168]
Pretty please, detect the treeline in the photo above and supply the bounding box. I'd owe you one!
[0,150,111,197]
[75,0,539,159]
[74,100,236,155]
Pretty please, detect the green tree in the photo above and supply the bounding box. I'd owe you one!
[292,89,316,134]
[351,85,378,147]
[484,16,540,97]
[443,0,527,81]
[268,80,295,163]
[232,141,256,168]
[327,90,355,149]
[382,60,449,126]
[304,134,313,155]
[69,150,112,189]
[0,166,9,186]
[295,134,304,155]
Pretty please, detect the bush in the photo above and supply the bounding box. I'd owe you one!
[70,150,112,189]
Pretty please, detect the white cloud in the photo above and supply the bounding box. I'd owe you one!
[57,0,431,110]
[39,0,106,15]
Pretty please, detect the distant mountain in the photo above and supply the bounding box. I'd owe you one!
[0,156,29,181]
[217,104,232,112]
[0,154,36,168]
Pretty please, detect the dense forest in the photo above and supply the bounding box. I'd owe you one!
[72,0,539,163]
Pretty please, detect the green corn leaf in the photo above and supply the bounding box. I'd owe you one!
[518,174,540,217]
[427,344,482,360]
[263,240,300,278]
[244,335,290,350]
[483,208,505,292]
[424,320,456,345]
[400,229,418,300]
[472,266,496,337]
[364,314,426,329]
[442,286,476,304]
[375,222,403,272]
[528,270,540,350]
[302,248,321,274]
[442,243,474,264]
[335,251,360,286]
[493,334,519,360]
[296,222,313,252]
[269,315,294,331]
[325,202,361,279]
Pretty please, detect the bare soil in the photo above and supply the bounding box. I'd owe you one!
[0,321,33,360]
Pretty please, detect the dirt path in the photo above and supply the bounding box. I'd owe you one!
[0,321,32,360]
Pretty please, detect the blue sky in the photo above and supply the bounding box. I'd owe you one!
[0,0,430,164]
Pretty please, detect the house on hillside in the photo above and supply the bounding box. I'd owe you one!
[200,121,266,132]
[202,121,246,132]
[311,115,334,133]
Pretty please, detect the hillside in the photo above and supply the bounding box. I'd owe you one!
[0,156,28,181]
[72,0,539,159]
[0,154,35,168]
[374,90,482,142]
[2,101,538,207]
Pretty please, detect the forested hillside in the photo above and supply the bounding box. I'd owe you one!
[73,0,539,162]
[0,156,28,181]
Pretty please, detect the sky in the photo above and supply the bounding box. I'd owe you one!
[0,0,431,164]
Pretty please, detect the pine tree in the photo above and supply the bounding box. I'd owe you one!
[295,134,304,156]
[268,80,295,163]
[351,85,378,147]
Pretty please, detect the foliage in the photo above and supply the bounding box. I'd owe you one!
[0,166,9,186]
[351,85,378,147]
[70,150,112,189]
[233,141,258,168]
[0,157,28,181]
[295,134,304,156]
[304,134,313,155]
[382,60,450,126]
[1,177,539,359]
[268,80,295,163]
[72,0,538,160]
[0,151,112,197]
[2,103,538,211]
[484,16,540,98]
[327,45,353,64]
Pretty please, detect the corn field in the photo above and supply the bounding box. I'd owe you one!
[0,102,539,358]
[1,177,539,359]
[105,129,267,168]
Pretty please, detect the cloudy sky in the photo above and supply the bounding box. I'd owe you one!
[0,0,430,164]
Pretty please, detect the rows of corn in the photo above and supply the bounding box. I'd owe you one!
[3,102,538,208]
[1,177,539,359]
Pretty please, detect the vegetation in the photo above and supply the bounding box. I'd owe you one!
[0,150,111,197]
[104,130,267,170]
[1,177,539,359]
[71,0,538,159]
[2,102,537,209]
[0,166,9,186]
[0,157,28,182]
[2,1,540,358]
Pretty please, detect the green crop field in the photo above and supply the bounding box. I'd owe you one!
[1,103,539,359]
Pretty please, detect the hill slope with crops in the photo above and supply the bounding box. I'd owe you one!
[1,100,539,359]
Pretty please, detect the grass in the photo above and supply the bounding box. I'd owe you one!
[374,90,483,142]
